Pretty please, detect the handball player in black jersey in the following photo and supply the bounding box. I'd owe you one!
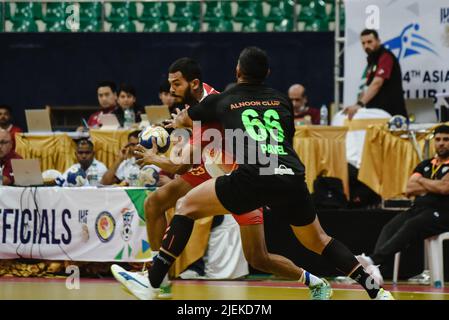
[141,47,394,300]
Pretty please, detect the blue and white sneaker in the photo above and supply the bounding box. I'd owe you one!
[111,264,172,300]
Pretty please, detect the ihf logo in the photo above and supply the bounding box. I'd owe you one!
[441,8,449,24]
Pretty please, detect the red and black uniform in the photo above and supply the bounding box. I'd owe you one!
[365,45,407,117]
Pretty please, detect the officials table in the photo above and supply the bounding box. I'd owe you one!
[15,127,350,196]
[0,186,212,277]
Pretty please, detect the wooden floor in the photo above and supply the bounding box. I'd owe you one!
[1,277,449,300]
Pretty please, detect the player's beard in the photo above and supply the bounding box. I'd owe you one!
[181,86,199,107]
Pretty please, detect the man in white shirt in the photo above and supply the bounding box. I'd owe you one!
[63,139,107,186]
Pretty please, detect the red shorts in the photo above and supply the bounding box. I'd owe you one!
[232,209,264,226]
[180,164,211,187]
[181,165,263,226]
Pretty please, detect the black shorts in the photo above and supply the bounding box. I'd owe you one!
[215,167,316,226]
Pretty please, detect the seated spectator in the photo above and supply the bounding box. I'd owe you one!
[87,81,119,128]
[357,125,449,284]
[0,131,23,185]
[116,83,144,125]
[101,130,166,186]
[0,105,23,149]
[63,139,107,186]
[159,78,176,114]
[288,84,320,125]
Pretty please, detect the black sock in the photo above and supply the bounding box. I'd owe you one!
[350,265,380,299]
[149,215,194,288]
[149,251,175,288]
[321,238,380,299]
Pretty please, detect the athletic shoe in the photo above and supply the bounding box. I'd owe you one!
[374,288,395,300]
[356,254,384,286]
[407,270,430,285]
[110,264,172,300]
[309,278,333,300]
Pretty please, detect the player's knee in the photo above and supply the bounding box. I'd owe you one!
[175,196,197,219]
[145,192,162,218]
[297,233,331,254]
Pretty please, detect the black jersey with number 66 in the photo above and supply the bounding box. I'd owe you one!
[187,83,305,175]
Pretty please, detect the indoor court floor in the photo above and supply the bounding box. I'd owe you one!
[1,277,449,300]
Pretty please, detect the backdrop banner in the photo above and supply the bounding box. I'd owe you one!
[0,187,152,262]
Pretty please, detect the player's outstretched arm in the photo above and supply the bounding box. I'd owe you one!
[134,142,191,175]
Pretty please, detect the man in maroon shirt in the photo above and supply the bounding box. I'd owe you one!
[344,29,407,120]
[288,84,320,125]
[0,130,23,185]
[87,81,119,128]
[0,105,23,150]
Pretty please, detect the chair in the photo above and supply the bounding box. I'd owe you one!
[208,18,234,32]
[143,19,170,32]
[175,19,200,32]
[11,16,38,32]
[110,20,136,32]
[393,232,449,288]
[304,17,328,31]
[107,1,137,23]
[273,18,294,32]
[241,19,266,32]
[204,1,233,23]
[266,0,295,23]
[171,1,200,22]
[140,2,169,22]
[234,1,263,23]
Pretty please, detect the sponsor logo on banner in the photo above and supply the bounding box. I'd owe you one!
[78,209,89,242]
[441,8,449,24]
[120,208,134,242]
[383,23,439,61]
[95,211,116,243]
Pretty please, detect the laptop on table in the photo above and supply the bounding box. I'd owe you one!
[11,159,44,187]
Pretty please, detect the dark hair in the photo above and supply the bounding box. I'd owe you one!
[434,125,449,135]
[0,105,12,114]
[361,29,379,39]
[128,130,141,140]
[238,46,269,83]
[159,78,171,93]
[97,81,117,93]
[118,83,136,97]
[76,138,94,149]
[168,57,202,83]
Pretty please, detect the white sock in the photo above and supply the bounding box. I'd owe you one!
[299,270,323,287]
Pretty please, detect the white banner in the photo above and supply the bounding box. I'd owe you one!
[0,187,152,262]
[344,0,449,105]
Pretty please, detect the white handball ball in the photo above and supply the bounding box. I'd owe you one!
[139,126,170,153]
[138,165,160,188]
[388,115,408,131]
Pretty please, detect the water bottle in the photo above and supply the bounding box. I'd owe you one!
[320,104,328,125]
[124,108,135,129]
[127,159,140,187]
[87,162,99,186]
